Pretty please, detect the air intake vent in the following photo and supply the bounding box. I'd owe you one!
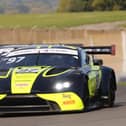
[46,68,68,75]
[0,69,9,76]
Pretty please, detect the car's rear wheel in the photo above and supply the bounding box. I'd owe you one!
[106,74,115,107]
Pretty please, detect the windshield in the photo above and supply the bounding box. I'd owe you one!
[0,54,80,69]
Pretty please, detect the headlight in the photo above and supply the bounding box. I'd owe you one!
[55,82,71,91]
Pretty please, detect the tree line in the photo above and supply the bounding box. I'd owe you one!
[0,0,58,14]
[57,0,126,12]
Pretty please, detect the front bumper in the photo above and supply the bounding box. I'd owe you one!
[0,92,84,114]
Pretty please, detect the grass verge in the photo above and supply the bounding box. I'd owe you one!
[0,11,126,28]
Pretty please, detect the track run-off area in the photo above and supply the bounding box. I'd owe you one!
[0,85,126,126]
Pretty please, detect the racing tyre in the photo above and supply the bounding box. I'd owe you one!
[107,77,115,107]
[82,76,89,111]
[100,67,116,107]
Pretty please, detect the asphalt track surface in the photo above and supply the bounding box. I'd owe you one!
[0,85,126,126]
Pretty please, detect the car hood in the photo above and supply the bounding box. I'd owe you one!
[0,66,83,94]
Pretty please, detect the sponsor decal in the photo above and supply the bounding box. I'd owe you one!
[62,94,72,99]
[63,100,75,105]
[7,49,39,56]
[7,48,78,56]
[40,48,78,55]
[15,83,29,88]
[16,68,40,73]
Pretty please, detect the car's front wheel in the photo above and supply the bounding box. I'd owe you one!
[100,67,116,107]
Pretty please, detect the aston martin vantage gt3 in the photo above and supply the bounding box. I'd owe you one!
[0,45,117,114]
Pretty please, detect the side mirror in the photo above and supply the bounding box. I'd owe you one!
[94,59,103,66]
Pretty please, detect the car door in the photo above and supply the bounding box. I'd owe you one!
[83,56,101,97]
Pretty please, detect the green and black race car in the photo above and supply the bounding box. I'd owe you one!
[0,44,117,114]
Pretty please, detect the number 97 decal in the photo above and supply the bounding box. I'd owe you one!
[6,57,25,64]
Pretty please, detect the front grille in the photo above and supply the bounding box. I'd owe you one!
[0,95,60,113]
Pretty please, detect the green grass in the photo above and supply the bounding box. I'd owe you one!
[0,11,126,28]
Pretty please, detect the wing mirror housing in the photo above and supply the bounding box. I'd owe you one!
[93,59,103,66]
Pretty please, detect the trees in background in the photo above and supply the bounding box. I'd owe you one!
[58,0,126,12]
[0,6,5,13]
[16,4,30,13]
[57,0,84,12]
[0,0,59,14]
